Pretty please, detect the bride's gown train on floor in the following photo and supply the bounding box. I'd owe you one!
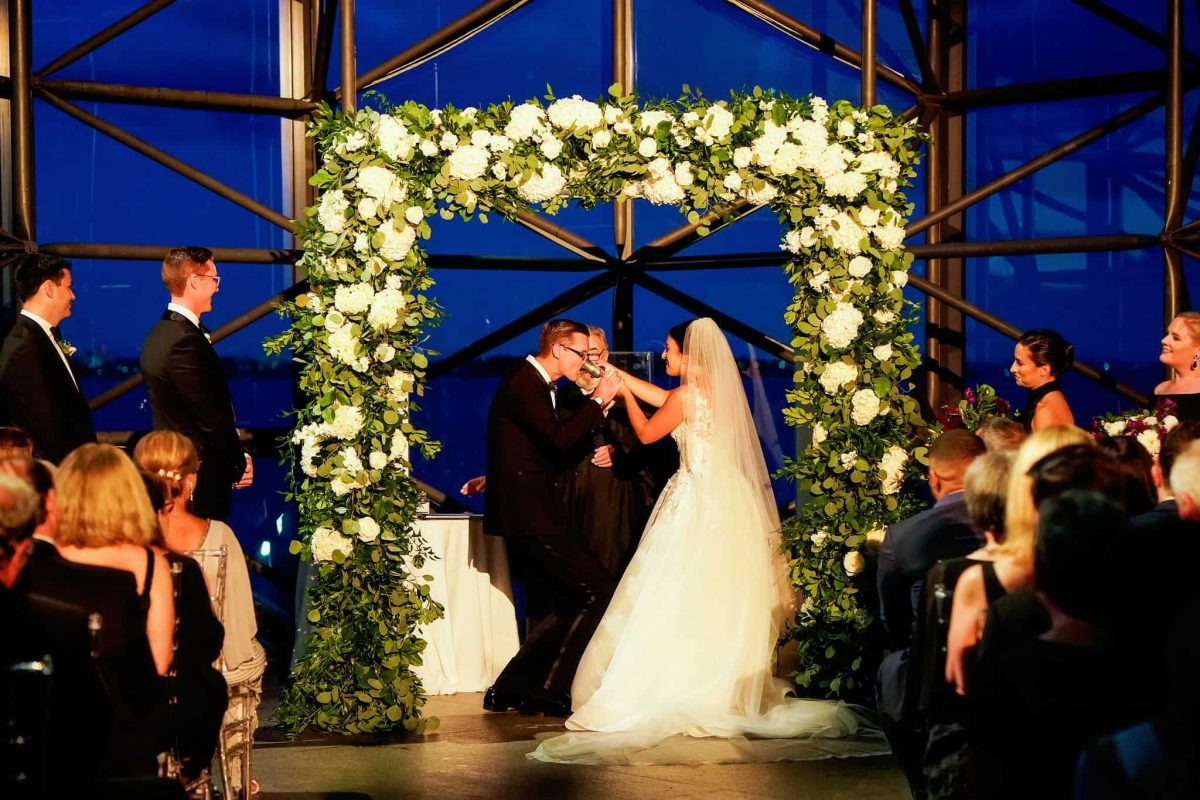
[529,320,884,766]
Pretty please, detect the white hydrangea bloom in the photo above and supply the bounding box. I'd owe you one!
[821,213,866,254]
[328,404,364,440]
[592,130,612,149]
[419,139,438,157]
[823,170,868,199]
[311,527,354,562]
[387,371,414,403]
[742,182,778,205]
[810,96,829,123]
[698,104,735,144]
[674,162,694,187]
[339,130,368,153]
[547,96,603,130]
[438,132,458,151]
[330,476,354,496]
[880,445,909,495]
[317,190,349,233]
[517,163,567,203]
[340,446,364,477]
[821,302,865,349]
[837,119,855,138]
[487,134,513,153]
[640,172,685,205]
[447,145,489,180]
[356,197,377,220]
[356,517,381,543]
[539,136,563,160]
[637,109,673,132]
[839,451,858,470]
[859,206,881,227]
[603,105,622,124]
[491,162,507,181]
[781,229,804,254]
[327,323,359,366]
[733,147,753,168]
[851,388,880,425]
[819,361,858,394]
[404,206,424,225]
[377,115,415,161]
[723,172,743,192]
[505,104,547,140]
[808,271,830,291]
[378,219,416,262]
[855,151,901,178]
[367,287,407,331]
[356,166,402,204]
[334,283,375,315]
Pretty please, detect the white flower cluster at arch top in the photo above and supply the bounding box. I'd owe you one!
[276,86,923,716]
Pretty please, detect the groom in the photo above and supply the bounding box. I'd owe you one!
[484,319,622,716]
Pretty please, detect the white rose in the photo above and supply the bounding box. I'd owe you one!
[447,144,489,180]
[847,256,873,278]
[891,270,909,288]
[491,162,507,181]
[638,137,657,157]
[837,119,855,138]
[1103,420,1128,436]
[604,105,622,124]
[700,104,735,143]
[1163,415,1180,430]
[487,134,513,152]
[419,139,438,157]
[843,550,865,577]
[404,206,424,225]
[874,309,897,325]
[638,110,673,132]
[439,132,458,151]
[859,206,882,227]
[1136,428,1161,458]
[674,162,694,187]
[470,129,491,149]
[819,361,859,394]
[369,451,389,470]
[387,370,415,403]
[874,223,907,251]
[732,147,753,169]
[851,388,880,425]
[356,517,381,543]
[811,422,827,446]
[613,120,633,136]
[592,129,612,149]
[873,343,893,361]
[723,172,743,191]
[374,343,396,363]
[808,271,830,291]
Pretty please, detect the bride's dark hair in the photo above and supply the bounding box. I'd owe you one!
[668,319,699,349]
[1018,328,1074,376]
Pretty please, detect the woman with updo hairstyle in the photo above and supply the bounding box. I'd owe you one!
[134,430,265,793]
[1010,328,1075,432]
[1154,311,1200,420]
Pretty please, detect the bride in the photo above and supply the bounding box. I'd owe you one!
[529,318,874,765]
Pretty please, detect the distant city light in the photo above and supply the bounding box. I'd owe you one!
[260,540,271,558]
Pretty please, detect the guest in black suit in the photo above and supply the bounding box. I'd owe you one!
[483,319,622,715]
[0,253,96,463]
[876,428,986,797]
[140,247,251,521]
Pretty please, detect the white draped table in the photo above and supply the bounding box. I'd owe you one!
[411,514,520,695]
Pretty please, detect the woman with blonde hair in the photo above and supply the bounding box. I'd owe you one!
[135,430,264,794]
[1155,311,1200,420]
[944,425,1092,696]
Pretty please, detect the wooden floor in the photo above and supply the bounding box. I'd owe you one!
[252,693,910,799]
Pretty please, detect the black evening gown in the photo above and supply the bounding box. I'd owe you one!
[166,552,227,780]
[557,387,679,578]
[1154,392,1200,421]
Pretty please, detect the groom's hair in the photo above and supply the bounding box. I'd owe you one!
[161,246,214,295]
[13,253,71,302]
[538,319,588,356]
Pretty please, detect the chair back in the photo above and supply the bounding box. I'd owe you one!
[185,547,228,625]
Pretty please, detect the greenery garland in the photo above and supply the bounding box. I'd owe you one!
[268,84,922,732]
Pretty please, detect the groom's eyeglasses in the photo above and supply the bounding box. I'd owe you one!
[558,344,587,361]
[586,349,608,363]
[194,272,221,287]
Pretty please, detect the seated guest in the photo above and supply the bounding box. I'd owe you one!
[21,444,173,776]
[136,431,264,793]
[1010,329,1075,432]
[0,471,106,795]
[1154,312,1200,420]
[944,426,1092,696]
[968,491,1158,799]
[1095,434,1157,517]
[876,429,986,796]
[917,451,1013,798]
[141,469,227,784]
[0,253,96,462]
[976,417,1026,452]
[1131,420,1200,533]
[0,426,33,460]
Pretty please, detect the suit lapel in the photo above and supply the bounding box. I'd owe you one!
[19,316,79,394]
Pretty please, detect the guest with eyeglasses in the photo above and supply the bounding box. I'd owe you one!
[140,247,252,523]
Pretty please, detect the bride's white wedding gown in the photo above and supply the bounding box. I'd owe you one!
[528,378,883,766]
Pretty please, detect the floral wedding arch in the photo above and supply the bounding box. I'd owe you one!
[267,85,923,733]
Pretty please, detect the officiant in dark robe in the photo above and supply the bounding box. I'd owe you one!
[556,328,678,577]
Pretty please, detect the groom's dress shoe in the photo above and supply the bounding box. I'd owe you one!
[483,686,523,712]
[520,691,572,717]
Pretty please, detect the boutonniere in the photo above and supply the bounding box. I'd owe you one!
[57,339,77,358]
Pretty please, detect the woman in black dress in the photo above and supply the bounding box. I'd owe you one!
[1154,311,1200,421]
[1010,329,1075,432]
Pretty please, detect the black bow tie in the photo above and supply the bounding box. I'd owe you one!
[49,326,63,342]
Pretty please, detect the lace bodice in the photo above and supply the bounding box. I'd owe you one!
[673,389,714,473]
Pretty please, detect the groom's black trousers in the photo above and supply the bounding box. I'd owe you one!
[496,533,615,698]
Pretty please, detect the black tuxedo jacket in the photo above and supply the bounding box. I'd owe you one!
[0,314,96,462]
[484,359,605,538]
[877,491,982,649]
[140,310,245,520]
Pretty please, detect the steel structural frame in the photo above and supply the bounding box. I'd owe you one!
[2,0,1198,414]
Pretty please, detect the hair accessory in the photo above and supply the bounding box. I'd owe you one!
[156,467,183,482]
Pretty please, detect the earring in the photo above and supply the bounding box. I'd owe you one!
[1191,353,1198,372]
